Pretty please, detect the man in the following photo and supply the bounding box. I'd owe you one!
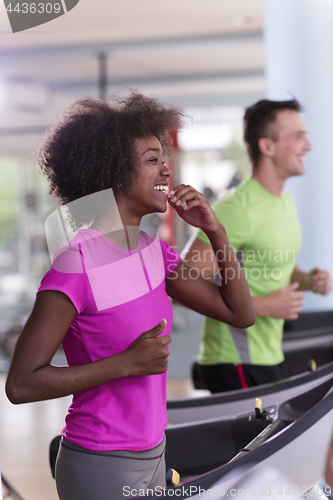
[184,99,331,393]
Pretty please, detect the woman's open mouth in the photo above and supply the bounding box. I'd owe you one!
[153,184,169,195]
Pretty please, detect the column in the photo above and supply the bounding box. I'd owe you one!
[264,0,333,310]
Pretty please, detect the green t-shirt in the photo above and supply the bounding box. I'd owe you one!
[196,177,301,366]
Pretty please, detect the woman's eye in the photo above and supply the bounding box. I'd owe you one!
[149,158,158,163]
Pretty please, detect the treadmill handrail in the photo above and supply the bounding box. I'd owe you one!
[167,361,333,409]
[138,386,333,499]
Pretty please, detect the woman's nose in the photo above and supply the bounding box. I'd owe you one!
[161,162,172,177]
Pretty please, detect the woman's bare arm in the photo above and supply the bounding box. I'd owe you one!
[166,185,256,328]
[6,290,170,404]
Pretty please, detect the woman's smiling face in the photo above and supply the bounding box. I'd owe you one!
[119,136,172,222]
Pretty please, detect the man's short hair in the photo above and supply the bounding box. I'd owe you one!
[244,99,302,165]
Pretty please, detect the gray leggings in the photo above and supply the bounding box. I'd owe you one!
[55,436,166,500]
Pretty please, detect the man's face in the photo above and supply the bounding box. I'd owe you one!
[270,110,312,178]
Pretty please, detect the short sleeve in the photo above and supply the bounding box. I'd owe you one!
[159,239,180,278]
[196,199,250,252]
[38,248,90,314]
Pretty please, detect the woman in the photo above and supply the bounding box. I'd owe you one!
[6,91,255,499]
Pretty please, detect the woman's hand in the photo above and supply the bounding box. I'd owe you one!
[168,185,222,235]
[123,319,171,376]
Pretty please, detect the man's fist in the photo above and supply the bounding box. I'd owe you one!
[262,282,304,320]
[308,268,332,295]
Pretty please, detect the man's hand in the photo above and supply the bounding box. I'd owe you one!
[308,267,332,295]
[124,319,171,376]
[253,282,304,320]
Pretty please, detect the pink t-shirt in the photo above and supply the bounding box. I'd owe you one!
[38,229,180,452]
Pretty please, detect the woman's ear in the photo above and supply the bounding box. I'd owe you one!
[258,137,275,157]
